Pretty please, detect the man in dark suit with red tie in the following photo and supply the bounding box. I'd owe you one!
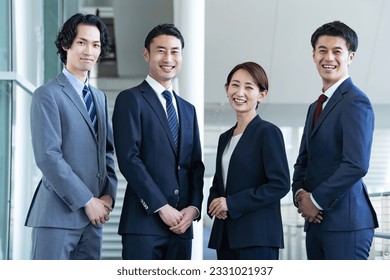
[292,21,378,259]
[112,24,204,260]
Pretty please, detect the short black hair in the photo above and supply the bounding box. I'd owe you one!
[144,23,184,51]
[311,21,358,52]
[55,13,111,64]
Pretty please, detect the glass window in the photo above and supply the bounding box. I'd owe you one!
[0,81,11,259]
[0,0,10,71]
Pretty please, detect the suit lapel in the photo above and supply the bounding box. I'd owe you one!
[140,81,178,155]
[223,116,260,191]
[310,78,351,137]
[216,127,234,194]
[57,73,98,141]
[90,86,103,138]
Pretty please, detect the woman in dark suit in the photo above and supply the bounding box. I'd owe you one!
[207,62,290,260]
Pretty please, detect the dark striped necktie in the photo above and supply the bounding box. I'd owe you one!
[162,90,179,149]
[83,85,97,133]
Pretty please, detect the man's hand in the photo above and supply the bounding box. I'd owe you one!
[296,191,323,223]
[158,204,183,227]
[208,197,228,220]
[99,194,113,209]
[84,197,112,225]
[99,194,113,222]
[169,207,197,234]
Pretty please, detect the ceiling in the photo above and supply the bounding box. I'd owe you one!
[81,0,390,129]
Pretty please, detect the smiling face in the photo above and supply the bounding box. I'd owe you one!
[226,68,267,116]
[143,35,182,89]
[313,35,355,91]
[63,23,101,82]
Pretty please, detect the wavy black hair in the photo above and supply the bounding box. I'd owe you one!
[55,13,111,64]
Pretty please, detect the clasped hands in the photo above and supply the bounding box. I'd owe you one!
[208,197,228,220]
[295,190,323,223]
[158,204,197,235]
[84,194,113,226]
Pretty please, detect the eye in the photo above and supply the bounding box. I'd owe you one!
[94,43,101,48]
[77,41,85,46]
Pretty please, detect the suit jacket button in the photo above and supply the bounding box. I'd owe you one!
[96,173,101,178]
[173,189,179,195]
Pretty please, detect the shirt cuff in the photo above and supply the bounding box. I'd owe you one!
[310,194,323,210]
[295,188,304,199]
[84,197,93,207]
[189,206,200,220]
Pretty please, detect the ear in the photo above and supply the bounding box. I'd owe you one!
[143,48,150,62]
[62,46,69,52]
[258,90,268,102]
[347,51,355,65]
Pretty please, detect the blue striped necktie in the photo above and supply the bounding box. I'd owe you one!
[83,85,97,133]
[162,90,179,149]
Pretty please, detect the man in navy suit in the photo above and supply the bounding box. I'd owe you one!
[292,21,378,259]
[112,23,204,260]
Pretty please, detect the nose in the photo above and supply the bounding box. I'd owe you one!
[324,51,335,61]
[162,52,173,62]
[237,86,245,96]
[83,44,93,55]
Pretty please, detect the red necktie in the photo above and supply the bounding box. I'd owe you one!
[313,94,328,125]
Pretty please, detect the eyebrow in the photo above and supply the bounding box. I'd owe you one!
[156,45,181,50]
[231,79,255,86]
[317,45,343,50]
[76,37,101,43]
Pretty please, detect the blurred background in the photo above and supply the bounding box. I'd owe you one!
[1,0,389,260]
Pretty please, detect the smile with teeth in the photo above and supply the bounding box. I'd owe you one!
[322,64,336,70]
[161,65,174,71]
[233,98,246,104]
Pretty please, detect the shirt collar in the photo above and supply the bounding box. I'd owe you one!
[323,75,349,99]
[145,75,173,95]
[62,68,89,95]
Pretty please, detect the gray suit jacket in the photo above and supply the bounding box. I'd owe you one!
[25,72,117,229]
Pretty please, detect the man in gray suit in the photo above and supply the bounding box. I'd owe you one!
[25,13,117,260]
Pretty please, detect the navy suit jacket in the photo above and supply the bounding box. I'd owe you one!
[112,80,204,239]
[292,78,378,231]
[208,115,290,250]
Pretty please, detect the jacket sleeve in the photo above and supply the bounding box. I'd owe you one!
[102,93,118,206]
[227,125,290,220]
[30,87,94,211]
[112,90,167,214]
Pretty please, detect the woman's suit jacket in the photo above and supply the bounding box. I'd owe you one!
[25,72,117,229]
[208,115,290,250]
[113,81,204,240]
